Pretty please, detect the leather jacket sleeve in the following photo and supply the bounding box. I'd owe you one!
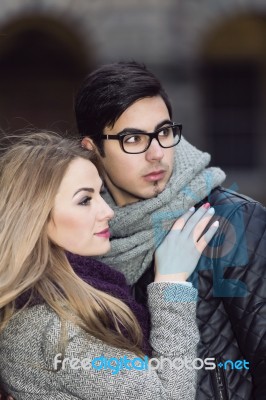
[214,199,266,399]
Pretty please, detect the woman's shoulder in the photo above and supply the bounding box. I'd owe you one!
[0,304,61,351]
[0,304,90,380]
[0,304,92,399]
[1,304,84,343]
[2,303,55,329]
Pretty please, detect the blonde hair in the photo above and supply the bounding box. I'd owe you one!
[0,132,143,356]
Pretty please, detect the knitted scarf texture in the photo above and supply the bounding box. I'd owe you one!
[97,137,226,284]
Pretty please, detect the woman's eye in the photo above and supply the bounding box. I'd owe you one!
[78,196,91,206]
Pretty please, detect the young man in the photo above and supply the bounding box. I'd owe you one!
[75,61,266,399]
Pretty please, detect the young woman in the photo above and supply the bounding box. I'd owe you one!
[0,132,219,399]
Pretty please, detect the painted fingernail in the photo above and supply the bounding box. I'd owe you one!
[203,202,210,209]
[189,206,195,212]
[212,221,219,227]
[208,207,215,214]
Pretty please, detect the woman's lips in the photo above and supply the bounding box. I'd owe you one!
[143,170,166,182]
[94,228,110,238]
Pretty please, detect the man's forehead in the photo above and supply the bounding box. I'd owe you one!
[104,96,171,134]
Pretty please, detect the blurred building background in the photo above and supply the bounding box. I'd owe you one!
[0,0,265,204]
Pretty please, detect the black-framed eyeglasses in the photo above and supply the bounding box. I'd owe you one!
[102,123,182,154]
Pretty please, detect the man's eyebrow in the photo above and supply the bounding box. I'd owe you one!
[73,188,94,197]
[155,119,173,130]
[116,119,173,134]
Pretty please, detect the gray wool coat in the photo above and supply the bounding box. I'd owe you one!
[0,283,198,399]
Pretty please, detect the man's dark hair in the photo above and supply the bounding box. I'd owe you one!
[75,61,172,156]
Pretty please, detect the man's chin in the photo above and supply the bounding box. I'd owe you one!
[106,180,166,205]
[148,178,169,196]
[138,181,166,200]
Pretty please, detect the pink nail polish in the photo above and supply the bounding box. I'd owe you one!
[203,202,210,209]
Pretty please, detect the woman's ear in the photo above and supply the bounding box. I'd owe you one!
[81,137,95,151]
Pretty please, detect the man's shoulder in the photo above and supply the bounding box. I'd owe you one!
[209,186,260,207]
[195,186,262,216]
[205,186,265,229]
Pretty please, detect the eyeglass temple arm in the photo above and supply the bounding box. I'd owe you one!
[102,135,120,140]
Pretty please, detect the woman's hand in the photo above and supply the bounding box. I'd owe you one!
[154,203,219,282]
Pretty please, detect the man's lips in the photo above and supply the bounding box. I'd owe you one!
[143,170,166,182]
[94,228,110,238]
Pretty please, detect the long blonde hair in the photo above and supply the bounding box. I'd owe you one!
[0,132,143,356]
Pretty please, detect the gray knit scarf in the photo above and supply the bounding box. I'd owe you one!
[97,137,226,285]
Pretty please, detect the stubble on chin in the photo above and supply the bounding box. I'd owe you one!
[153,181,160,196]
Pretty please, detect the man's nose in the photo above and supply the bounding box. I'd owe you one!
[145,138,164,161]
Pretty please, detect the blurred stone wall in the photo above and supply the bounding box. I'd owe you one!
[0,0,265,203]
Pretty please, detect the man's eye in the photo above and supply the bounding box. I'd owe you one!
[78,196,91,206]
[124,135,143,144]
[158,126,171,137]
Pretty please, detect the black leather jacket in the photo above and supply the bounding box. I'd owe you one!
[133,187,266,399]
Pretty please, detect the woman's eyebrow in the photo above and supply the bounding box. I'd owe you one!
[73,187,94,198]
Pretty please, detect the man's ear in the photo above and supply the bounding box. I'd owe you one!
[81,137,95,151]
